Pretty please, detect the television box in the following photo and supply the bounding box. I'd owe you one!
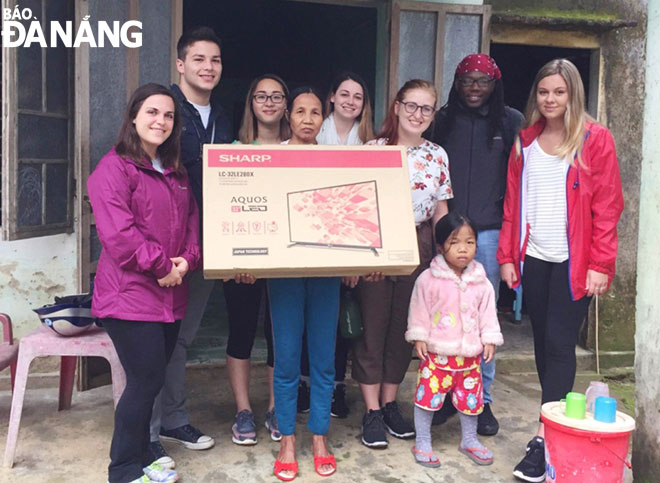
[202,144,420,278]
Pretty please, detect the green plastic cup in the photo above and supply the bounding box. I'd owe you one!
[562,392,587,419]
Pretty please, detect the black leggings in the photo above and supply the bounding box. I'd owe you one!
[522,256,591,404]
[224,279,274,367]
[103,318,180,483]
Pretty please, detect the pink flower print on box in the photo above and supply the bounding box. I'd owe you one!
[287,181,382,249]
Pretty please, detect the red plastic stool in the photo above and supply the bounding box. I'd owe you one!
[0,314,18,391]
[3,325,126,467]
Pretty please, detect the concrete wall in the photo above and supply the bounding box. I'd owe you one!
[488,0,647,352]
[633,0,659,478]
[0,234,78,338]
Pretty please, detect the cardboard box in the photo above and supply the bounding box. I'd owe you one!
[202,144,420,278]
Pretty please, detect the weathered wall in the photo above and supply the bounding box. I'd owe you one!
[633,0,660,478]
[0,234,78,338]
[488,0,647,352]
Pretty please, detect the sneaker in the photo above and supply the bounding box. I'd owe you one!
[477,403,499,436]
[143,462,179,483]
[361,409,388,448]
[265,409,282,442]
[128,476,151,483]
[160,424,215,450]
[330,383,349,418]
[513,437,546,482]
[297,380,310,413]
[432,398,457,426]
[231,409,257,445]
[382,401,415,439]
[149,440,175,470]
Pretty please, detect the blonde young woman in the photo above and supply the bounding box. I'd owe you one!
[227,74,290,446]
[351,79,453,450]
[497,59,623,482]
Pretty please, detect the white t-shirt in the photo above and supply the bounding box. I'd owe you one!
[151,157,164,174]
[525,139,570,263]
[190,101,211,129]
[367,138,453,225]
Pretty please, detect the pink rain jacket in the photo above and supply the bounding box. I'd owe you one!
[88,148,200,323]
[405,256,503,357]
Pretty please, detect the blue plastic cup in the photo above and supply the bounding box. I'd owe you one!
[594,396,617,423]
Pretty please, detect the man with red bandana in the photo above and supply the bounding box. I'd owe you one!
[430,54,524,436]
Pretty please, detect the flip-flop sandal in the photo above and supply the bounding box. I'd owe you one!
[411,445,441,468]
[314,454,337,477]
[274,459,299,481]
[458,446,493,466]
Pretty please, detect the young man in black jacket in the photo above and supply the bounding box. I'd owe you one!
[430,54,524,436]
[148,26,232,470]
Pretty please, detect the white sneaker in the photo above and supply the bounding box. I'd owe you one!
[149,440,175,469]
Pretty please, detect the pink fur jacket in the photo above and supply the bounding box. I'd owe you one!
[405,255,503,357]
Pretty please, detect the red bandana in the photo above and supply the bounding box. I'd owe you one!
[455,54,501,80]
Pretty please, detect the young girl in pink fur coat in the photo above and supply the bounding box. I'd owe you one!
[405,212,503,468]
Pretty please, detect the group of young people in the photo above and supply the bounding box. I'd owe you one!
[88,26,623,483]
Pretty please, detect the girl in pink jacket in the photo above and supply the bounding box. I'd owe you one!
[405,213,503,468]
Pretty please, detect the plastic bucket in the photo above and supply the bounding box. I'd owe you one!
[541,414,632,482]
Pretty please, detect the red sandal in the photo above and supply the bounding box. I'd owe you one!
[458,445,494,466]
[274,459,299,481]
[314,454,337,477]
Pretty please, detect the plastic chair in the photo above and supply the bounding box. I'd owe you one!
[3,325,126,468]
[0,314,18,391]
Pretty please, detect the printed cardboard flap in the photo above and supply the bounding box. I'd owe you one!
[202,144,420,278]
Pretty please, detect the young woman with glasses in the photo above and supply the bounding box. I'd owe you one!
[351,79,453,449]
[226,74,291,447]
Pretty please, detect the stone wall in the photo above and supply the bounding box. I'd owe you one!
[634,0,660,478]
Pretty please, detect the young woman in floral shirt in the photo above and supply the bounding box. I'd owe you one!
[351,79,453,449]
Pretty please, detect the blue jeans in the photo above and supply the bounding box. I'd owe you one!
[268,277,340,435]
[474,229,500,405]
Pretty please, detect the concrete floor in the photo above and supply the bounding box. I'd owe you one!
[0,316,634,482]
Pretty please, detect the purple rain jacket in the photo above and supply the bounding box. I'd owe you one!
[88,148,200,323]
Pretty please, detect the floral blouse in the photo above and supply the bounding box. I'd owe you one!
[368,138,453,224]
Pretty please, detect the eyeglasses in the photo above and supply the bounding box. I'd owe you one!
[398,101,436,117]
[253,93,286,104]
[457,77,494,88]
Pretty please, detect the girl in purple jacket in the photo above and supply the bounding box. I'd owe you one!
[88,83,200,483]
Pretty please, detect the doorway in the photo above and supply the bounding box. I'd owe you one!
[184,0,378,138]
[183,0,378,363]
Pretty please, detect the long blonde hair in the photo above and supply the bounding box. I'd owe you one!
[522,59,594,165]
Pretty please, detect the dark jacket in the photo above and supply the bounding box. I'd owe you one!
[171,83,232,211]
[431,103,524,231]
